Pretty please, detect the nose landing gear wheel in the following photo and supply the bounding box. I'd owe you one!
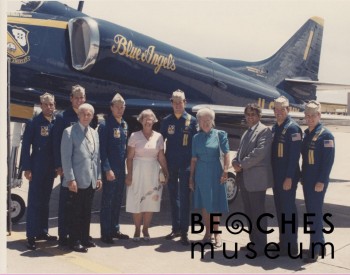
[9,194,26,223]
[226,172,238,204]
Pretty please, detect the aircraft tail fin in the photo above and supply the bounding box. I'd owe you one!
[211,17,324,101]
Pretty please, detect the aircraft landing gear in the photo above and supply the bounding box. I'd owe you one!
[226,172,238,204]
[9,193,26,223]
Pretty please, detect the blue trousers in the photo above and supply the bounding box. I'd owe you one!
[167,165,190,234]
[273,179,298,250]
[303,182,328,250]
[100,175,125,238]
[26,169,55,238]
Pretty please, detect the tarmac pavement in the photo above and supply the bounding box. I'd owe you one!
[6,125,350,274]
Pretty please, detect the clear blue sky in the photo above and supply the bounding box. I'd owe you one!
[7,0,350,103]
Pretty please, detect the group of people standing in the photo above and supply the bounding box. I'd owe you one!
[20,86,334,263]
[233,97,335,263]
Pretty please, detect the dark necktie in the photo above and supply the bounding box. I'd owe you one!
[238,128,252,161]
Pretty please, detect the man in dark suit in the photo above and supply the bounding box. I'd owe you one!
[232,103,273,257]
[61,103,102,252]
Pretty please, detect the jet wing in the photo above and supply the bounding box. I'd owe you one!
[192,104,350,125]
[285,78,350,90]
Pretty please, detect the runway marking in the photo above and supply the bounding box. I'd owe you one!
[8,231,121,274]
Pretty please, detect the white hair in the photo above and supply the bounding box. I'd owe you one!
[196,107,215,127]
[78,103,95,115]
[137,109,158,123]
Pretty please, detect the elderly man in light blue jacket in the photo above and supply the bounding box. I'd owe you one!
[61,103,102,252]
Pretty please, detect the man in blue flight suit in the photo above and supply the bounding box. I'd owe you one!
[301,101,335,263]
[99,93,129,244]
[271,96,302,257]
[52,85,86,246]
[21,93,58,250]
[160,89,197,246]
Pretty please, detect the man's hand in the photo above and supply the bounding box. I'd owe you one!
[283,178,292,191]
[315,182,325,192]
[56,167,64,177]
[68,180,78,193]
[232,160,242,173]
[24,170,32,181]
[106,170,116,181]
[96,179,103,191]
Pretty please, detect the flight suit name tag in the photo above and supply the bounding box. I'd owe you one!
[40,126,49,136]
[113,128,121,138]
[168,125,175,135]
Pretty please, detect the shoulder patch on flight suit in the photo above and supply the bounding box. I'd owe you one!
[324,140,334,148]
[291,133,301,141]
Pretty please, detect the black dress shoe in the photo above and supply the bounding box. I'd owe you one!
[303,254,318,263]
[36,233,58,241]
[58,237,69,246]
[303,248,326,263]
[101,236,114,244]
[82,240,96,248]
[165,231,181,240]
[27,238,36,250]
[70,242,88,253]
[112,231,129,240]
[180,235,190,246]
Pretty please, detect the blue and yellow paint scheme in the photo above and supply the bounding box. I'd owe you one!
[7,1,332,146]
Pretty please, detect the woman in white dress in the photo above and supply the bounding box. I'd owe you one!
[125,109,169,241]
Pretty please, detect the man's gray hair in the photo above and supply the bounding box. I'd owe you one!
[78,103,95,115]
[137,109,158,123]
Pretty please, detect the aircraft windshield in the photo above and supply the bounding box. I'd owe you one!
[68,17,99,72]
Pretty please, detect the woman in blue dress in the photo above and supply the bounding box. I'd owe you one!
[189,107,230,248]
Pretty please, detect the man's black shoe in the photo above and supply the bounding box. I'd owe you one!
[112,231,129,240]
[58,237,69,246]
[303,248,326,263]
[70,241,88,253]
[36,233,58,241]
[180,235,190,246]
[26,238,36,250]
[165,231,181,240]
[82,240,96,248]
[303,254,318,263]
[101,236,114,244]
